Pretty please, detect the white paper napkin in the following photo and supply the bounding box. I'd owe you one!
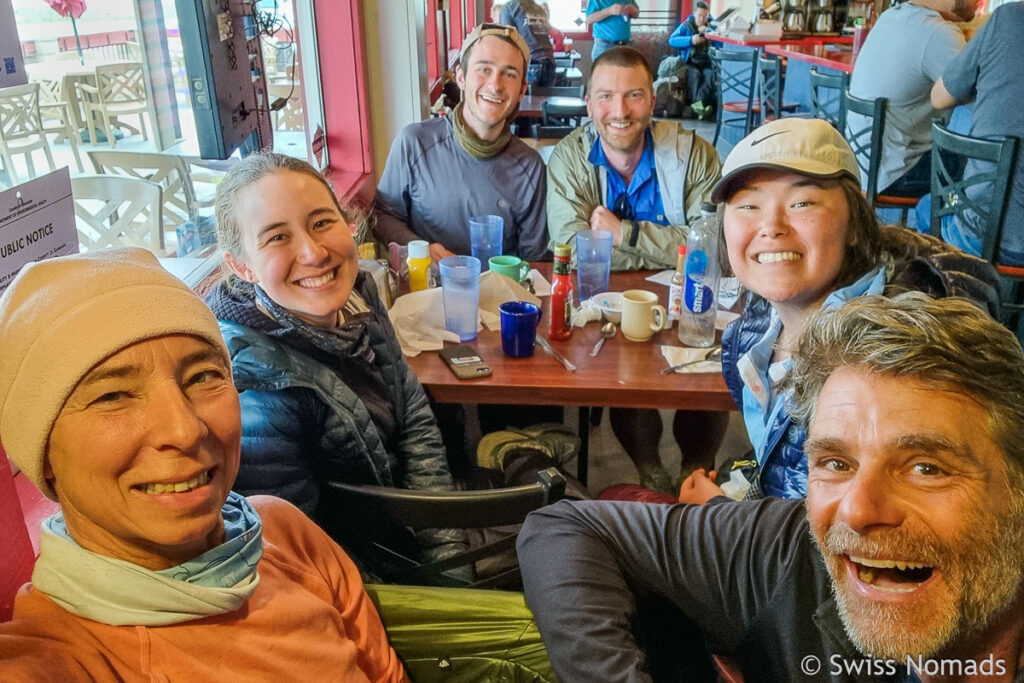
[659,345,723,374]
[388,288,460,356]
[387,271,541,356]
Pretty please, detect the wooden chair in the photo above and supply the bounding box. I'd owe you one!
[71,175,166,255]
[76,62,151,148]
[927,120,1023,337]
[320,468,567,589]
[0,83,56,187]
[808,66,848,129]
[531,98,587,139]
[710,47,760,148]
[87,149,210,241]
[527,84,585,98]
[757,54,803,123]
[842,89,920,224]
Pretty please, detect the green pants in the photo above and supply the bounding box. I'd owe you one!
[366,584,556,683]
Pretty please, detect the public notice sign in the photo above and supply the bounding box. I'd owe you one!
[0,168,78,295]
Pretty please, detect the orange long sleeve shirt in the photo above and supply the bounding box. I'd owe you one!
[0,496,407,682]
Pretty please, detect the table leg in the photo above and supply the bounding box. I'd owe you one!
[576,406,589,485]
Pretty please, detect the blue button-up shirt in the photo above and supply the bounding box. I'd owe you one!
[587,0,637,41]
[588,129,668,225]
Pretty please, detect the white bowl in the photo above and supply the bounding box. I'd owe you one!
[591,291,622,323]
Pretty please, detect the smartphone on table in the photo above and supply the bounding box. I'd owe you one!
[439,345,492,380]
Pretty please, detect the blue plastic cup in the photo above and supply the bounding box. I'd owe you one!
[469,215,504,271]
[440,255,482,341]
[499,301,542,357]
[575,229,613,303]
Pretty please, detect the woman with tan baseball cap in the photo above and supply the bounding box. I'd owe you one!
[678,118,1000,504]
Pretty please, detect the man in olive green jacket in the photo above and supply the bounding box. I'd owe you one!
[546,47,721,270]
[545,47,725,494]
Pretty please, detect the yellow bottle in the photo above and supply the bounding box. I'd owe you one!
[407,240,431,292]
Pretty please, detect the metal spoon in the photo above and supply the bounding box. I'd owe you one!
[661,348,723,374]
[590,322,617,357]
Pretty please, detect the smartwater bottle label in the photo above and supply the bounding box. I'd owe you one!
[685,276,714,314]
[683,250,713,314]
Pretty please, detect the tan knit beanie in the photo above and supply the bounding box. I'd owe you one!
[0,247,229,500]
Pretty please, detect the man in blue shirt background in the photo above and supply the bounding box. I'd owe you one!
[587,0,639,60]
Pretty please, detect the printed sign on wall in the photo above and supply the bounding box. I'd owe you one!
[0,168,78,295]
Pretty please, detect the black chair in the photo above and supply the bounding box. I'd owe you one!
[710,47,759,148]
[321,468,567,589]
[843,89,923,224]
[808,66,848,129]
[928,120,1023,336]
[842,89,918,224]
[757,54,803,123]
[527,84,584,98]
[531,97,587,139]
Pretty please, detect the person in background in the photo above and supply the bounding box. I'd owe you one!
[546,46,725,493]
[373,23,548,263]
[679,118,998,503]
[667,0,715,120]
[490,1,504,23]
[928,1,1024,265]
[586,0,639,60]
[501,0,556,87]
[848,0,976,199]
[206,152,465,582]
[0,249,405,681]
[540,2,566,51]
[519,293,1024,681]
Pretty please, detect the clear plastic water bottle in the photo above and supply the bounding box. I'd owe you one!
[678,202,720,348]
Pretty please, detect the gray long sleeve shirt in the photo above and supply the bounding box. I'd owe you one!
[373,116,550,261]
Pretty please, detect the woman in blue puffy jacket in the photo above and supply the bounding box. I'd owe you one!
[677,118,999,504]
[205,152,464,580]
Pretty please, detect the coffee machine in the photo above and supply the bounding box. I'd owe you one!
[806,0,836,33]
[781,0,807,32]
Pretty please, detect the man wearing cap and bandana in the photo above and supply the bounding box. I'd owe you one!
[373,23,549,262]
[0,248,556,680]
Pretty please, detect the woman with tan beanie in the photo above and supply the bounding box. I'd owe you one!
[0,248,406,680]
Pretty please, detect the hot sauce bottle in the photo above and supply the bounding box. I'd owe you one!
[549,243,574,340]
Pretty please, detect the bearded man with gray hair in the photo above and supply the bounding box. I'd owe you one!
[518,292,1024,682]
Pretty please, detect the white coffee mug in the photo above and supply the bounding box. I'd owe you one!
[620,289,667,342]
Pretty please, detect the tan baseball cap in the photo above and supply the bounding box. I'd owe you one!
[711,118,861,203]
[460,23,531,71]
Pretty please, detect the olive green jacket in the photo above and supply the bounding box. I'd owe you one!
[546,119,722,270]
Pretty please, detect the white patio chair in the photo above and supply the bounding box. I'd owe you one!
[71,175,166,255]
[0,83,56,186]
[76,62,151,148]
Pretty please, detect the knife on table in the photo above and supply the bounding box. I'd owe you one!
[535,335,577,372]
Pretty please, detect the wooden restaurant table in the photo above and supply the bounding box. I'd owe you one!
[406,265,735,483]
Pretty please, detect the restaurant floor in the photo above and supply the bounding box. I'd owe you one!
[565,408,752,496]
